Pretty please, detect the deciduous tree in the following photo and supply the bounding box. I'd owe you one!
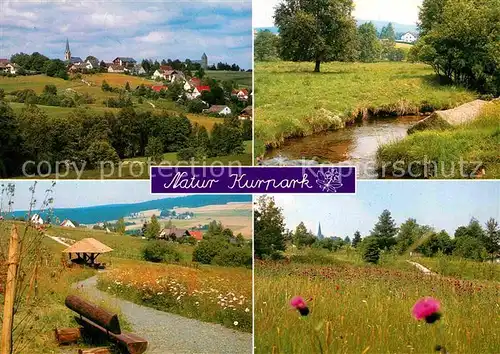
[274,0,357,72]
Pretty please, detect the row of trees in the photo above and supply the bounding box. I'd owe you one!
[254,196,500,263]
[10,52,69,79]
[0,101,248,177]
[355,210,500,263]
[255,23,407,65]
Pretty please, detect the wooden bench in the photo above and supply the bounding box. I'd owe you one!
[65,295,148,354]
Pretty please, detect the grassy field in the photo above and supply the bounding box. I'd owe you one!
[205,70,252,88]
[255,258,500,353]
[97,260,252,332]
[395,42,414,49]
[0,74,152,104]
[376,101,500,178]
[254,61,477,155]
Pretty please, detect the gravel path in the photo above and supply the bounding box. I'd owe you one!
[74,275,252,354]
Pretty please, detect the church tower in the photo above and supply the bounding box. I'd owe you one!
[317,222,324,240]
[65,39,71,62]
[201,53,208,70]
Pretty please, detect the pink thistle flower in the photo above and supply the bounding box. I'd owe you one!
[412,297,441,323]
[290,296,309,316]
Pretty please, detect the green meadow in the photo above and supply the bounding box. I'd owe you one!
[376,101,500,179]
[205,70,252,88]
[255,252,500,354]
[254,61,476,156]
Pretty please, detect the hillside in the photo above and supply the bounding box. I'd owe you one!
[11,195,253,224]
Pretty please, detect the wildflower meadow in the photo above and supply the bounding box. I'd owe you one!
[97,261,252,332]
[255,260,500,353]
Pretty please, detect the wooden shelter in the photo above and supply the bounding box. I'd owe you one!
[63,238,113,268]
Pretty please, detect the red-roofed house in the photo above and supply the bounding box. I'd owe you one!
[151,85,168,92]
[232,88,249,101]
[160,65,173,71]
[188,230,203,241]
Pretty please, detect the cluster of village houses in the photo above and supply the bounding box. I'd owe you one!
[1,39,252,118]
[29,213,206,242]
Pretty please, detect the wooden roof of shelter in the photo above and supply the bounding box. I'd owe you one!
[62,238,113,254]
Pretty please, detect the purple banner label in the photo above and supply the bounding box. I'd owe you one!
[150,167,356,194]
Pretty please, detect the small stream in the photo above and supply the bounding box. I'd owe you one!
[263,116,423,179]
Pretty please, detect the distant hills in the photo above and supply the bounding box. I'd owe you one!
[256,20,418,36]
[10,195,252,225]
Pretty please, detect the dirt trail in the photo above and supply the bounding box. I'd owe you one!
[407,260,437,276]
[45,233,71,247]
[74,275,251,354]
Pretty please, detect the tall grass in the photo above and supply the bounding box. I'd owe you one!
[0,221,97,353]
[255,261,500,353]
[376,101,500,178]
[254,61,476,156]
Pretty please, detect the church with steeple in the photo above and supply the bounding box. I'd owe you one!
[317,222,324,240]
[64,39,82,64]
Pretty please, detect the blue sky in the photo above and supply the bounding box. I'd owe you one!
[0,181,173,210]
[0,0,252,69]
[253,0,423,27]
[269,181,500,238]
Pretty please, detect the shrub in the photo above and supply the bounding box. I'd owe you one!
[212,246,252,268]
[192,239,226,264]
[142,241,181,263]
[361,236,381,264]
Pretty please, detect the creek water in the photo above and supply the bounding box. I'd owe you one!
[263,116,423,179]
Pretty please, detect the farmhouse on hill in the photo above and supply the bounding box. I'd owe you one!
[203,105,232,116]
[400,32,419,43]
[113,57,136,67]
[0,61,19,74]
[159,227,189,240]
[232,88,249,101]
[108,64,126,73]
[131,64,146,75]
[60,219,76,228]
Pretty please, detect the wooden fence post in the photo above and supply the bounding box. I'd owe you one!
[1,225,21,354]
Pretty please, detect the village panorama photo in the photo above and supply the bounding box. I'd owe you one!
[0,180,253,353]
[0,0,253,179]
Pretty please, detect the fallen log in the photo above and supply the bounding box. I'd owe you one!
[65,295,121,334]
[78,347,111,354]
[75,316,147,354]
[55,327,82,345]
